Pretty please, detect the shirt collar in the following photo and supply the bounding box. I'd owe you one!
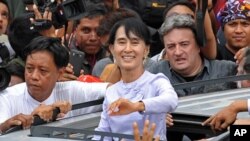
[25,87,55,105]
[168,58,210,75]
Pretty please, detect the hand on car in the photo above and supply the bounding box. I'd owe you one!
[202,106,237,131]
[0,114,33,133]
[31,104,54,122]
[32,101,72,121]
[52,101,72,118]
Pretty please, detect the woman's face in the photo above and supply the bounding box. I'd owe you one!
[0,2,9,35]
[109,26,149,71]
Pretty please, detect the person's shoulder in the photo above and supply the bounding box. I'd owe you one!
[55,81,91,88]
[106,80,121,90]
[207,59,237,75]
[54,81,84,91]
[0,83,26,98]
[147,59,169,72]
[209,59,236,67]
[97,57,112,63]
[145,71,170,83]
[93,57,113,71]
[144,58,156,69]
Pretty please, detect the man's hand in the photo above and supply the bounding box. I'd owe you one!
[58,63,78,81]
[166,113,174,127]
[52,101,72,118]
[32,4,57,37]
[133,120,160,141]
[235,47,249,65]
[202,106,237,131]
[0,114,33,133]
[108,98,144,116]
[31,104,54,122]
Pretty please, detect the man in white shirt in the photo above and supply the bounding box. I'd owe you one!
[0,36,108,134]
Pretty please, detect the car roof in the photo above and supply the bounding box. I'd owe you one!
[0,112,102,141]
[176,87,250,118]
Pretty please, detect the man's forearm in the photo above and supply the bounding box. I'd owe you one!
[230,100,248,113]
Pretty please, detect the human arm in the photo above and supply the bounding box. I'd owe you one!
[201,9,217,59]
[191,0,217,59]
[0,94,34,133]
[108,98,145,116]
[234,118,250,125]
[64,81,109,116]
[202,100,248,131]
[141,74,178,114]
[108,74,178,115]
[0,114,33,134]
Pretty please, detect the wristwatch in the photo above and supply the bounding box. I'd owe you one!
[138,101,145,114]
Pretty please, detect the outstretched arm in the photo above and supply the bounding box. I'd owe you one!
[202,100,248,131]
[108,98,145,116]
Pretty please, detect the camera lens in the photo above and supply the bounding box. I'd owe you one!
[0,68,10,91]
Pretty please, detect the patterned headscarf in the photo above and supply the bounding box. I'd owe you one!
[217,0,250,25]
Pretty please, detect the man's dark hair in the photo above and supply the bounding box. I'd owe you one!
[8,13,41,60]
[108,17,151,46]
[163,0,195,20]
[23,36,69,69]
[159,14,202,47]
[75,3,108,26]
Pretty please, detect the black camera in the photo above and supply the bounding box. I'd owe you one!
[0,35,16,63]
[22,0,88,30]
[0,65,10,91]
[36,0,68,29]
[0,35,16,91]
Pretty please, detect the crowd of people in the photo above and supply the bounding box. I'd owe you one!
[1,0,250,140]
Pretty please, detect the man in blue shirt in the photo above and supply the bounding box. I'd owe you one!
[149,14,237,97]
